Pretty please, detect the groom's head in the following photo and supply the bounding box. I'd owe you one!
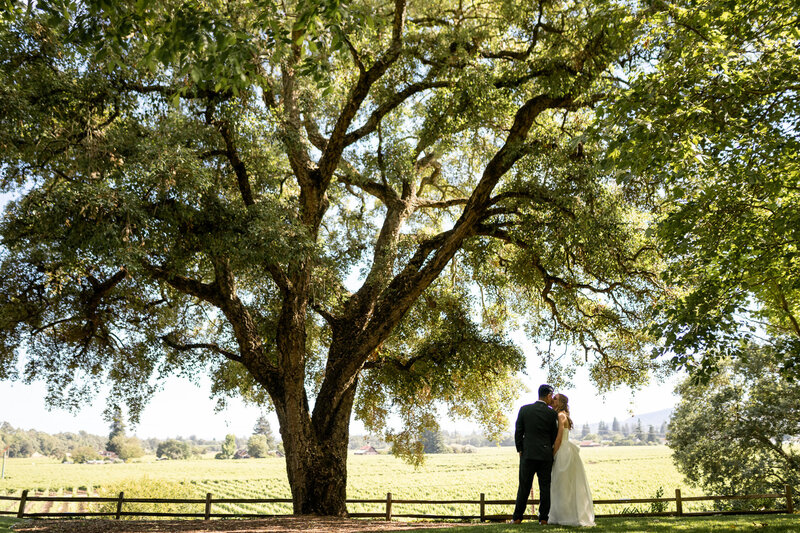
[538,384,554,405]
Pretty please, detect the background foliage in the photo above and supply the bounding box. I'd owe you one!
[668,344,800,507]
[601,0,800,380]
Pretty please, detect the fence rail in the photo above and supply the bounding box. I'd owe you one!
[0,486,794,522]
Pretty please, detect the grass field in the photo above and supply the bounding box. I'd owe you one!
[0,446,787,518]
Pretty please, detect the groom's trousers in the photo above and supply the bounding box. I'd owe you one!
[512,457,553,522]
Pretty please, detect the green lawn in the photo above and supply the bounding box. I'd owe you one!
[411,514,800,532]
[0,517,19,533]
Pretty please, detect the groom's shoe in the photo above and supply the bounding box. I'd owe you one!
[539,520,548,525]
[509,519,522,524]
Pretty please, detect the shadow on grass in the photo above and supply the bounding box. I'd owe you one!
[412,514,800,532]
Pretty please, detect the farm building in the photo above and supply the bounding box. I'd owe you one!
[354,445,378,455]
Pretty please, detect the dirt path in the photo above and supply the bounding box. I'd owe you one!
[12,517,480,533]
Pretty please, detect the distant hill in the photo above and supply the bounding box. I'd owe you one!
[621,408,674,429]
[576,408,674,433]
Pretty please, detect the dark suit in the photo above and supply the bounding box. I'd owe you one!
[512,400,559,522]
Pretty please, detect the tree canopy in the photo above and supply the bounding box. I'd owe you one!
[601,0,800,381]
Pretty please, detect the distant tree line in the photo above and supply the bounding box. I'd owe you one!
[0,421,107,459]
[576,418,668,446]
[0,420,215,461]
[0,413,284,462]
[348,430,517,454]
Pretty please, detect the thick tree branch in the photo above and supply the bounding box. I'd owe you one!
[342,79,451,147]
[266,263,292,295]
[216,120,255,206]
[280,63,316,188]
[488,189,577,219]
[114,81,233,102]
[31,316,80,336]
[318,0,407,182]
[474,224,628,296]
[310,300,336,325]
[479,0,553,61]
[212,258,280,377]
[341,33,366,73]
[335,160,398,205]
[776,286,800,338]
[414,197,469,209]
[340,92,579,361]
[161,335,242,362]
[303,112,329,151]
[141,261,223,306]
[85,267,128,309]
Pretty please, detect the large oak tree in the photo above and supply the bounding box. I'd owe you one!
[0,0,663,514]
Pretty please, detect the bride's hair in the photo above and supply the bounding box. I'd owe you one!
[554,394,574,430]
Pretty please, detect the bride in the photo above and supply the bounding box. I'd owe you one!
[548,393,595,527]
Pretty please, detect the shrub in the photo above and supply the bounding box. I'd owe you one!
[247,434,269,458]
[219,434,237,459]
[71,446,100,463]
[110,435,145,461]
[156,439,192,460]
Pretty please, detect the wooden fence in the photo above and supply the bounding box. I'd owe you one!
[0,486,794,522]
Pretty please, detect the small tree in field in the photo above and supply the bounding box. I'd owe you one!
[109,434,145,461]
[217,434,237,459]
[421,429,448,454]
[156,439,192,460]
[634,420,644,442]
[247,434,270,458]
[106,407,126,455]
[253,414,276,450]
[105,406,143,459]
[71,446,100,464]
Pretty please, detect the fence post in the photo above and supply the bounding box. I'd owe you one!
[115,491,124,519]
[786,485,794,514]
[205,493,213,520]
[479,493,485,522]
[17,489,28,519]
[385,492,392,521]
[675,489,683,516]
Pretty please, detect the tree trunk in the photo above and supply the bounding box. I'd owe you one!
[274,372,357,516]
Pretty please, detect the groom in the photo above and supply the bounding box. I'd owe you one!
[512,384,559,524]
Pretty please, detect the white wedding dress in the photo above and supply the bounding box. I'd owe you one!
[548,428,595,527]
